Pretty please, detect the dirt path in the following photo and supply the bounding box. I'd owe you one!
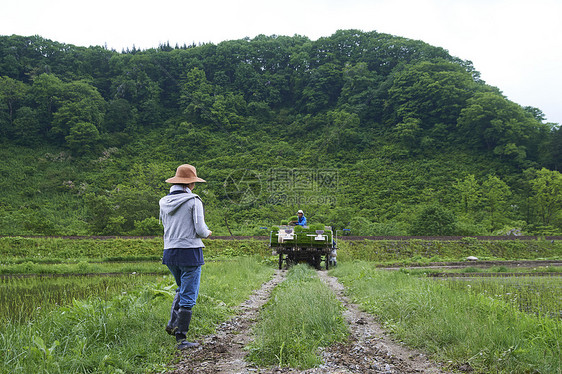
[168,270,287,373]
[168,270,450,374]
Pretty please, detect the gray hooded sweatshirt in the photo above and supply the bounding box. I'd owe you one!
[159,186,211,249]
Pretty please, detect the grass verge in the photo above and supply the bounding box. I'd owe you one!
[0,256,274,373]
[0,237,270,261]
[330,261,561,373]
[247,264,348,369]
[336,238,562,263]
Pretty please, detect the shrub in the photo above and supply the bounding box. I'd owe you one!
[410,204,457,236]
[133,217,163,236]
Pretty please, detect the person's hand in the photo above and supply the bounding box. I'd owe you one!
[207,231,212,237]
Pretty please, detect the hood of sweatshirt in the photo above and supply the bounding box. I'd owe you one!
[159,192,200,217]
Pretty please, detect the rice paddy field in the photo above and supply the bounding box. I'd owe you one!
[0,236,560,373]
[440,276,561,320]
[0,254,275,373]
[0,274,162,324]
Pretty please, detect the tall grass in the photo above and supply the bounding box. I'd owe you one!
[0,256,275,374]
[1,279,175,373]
[331,261,561,373]
[247,264,348,369]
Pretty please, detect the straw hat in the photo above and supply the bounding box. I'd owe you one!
[165,164,206,184]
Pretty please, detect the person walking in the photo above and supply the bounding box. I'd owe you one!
[159,164,212,349]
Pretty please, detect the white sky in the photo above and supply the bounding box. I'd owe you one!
[2,0,561,125]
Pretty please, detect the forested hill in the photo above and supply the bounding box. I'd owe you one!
[1,30,562,237]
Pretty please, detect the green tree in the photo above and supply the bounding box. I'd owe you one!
[103,98,135,133]
[392,117,422,148]
[315,110,361,154]
[85,185,159,235]
[457,92,546,163]
[530,168,562,225]
[180,67,246,130]
[12,107,41,145]
[481,175,512,230]
[453,174,480,213]
[0,76,28,129]
[338,62,383,121]
[384,60,476,135]
[65,122,101,155]
[410,204,457,236]
[300,63,343,113]
[30,74,65,134]
[180,67,215,125]
[51,80,106,144]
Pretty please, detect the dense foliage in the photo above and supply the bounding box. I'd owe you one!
[1,30,561,236]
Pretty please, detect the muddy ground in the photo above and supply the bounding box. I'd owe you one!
[168,270,453,374]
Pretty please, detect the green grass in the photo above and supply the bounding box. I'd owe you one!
[2,236,559,372]
[1,279,177,373]
[331,261,561,374]
[0,256,275,374]
[0,237,270,262]
[247,264,348,369]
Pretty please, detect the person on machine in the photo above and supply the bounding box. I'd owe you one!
[295,209,307,226]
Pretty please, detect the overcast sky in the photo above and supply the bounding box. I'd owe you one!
[2,0,561,125]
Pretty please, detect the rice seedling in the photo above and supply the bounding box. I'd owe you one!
[335,239,562,263]
[442,276,562,320]
[0,274,161,324]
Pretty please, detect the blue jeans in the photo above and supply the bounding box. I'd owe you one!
[166,265,202,309]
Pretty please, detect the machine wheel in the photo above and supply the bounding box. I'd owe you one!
[287,254,295,268]
[315,254,322,270]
